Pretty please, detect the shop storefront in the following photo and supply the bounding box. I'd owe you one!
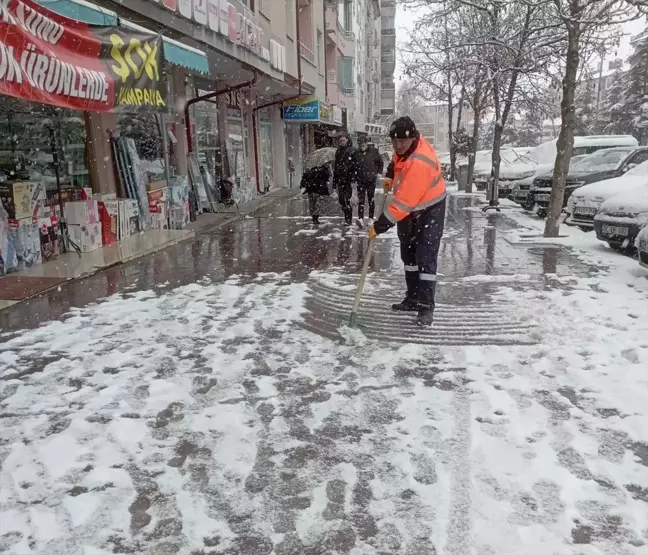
[258,109,275,192]
[282,97,342,151]
[0,0,208,275]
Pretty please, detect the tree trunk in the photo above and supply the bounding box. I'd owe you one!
[491,120,503,196]
[545,25,580,238]
[466,105,481,193]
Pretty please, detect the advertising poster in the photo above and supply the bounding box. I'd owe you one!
[207,0,219,32]
[178,0,192,18]
[0,0,167,112]
[193,0,207,25]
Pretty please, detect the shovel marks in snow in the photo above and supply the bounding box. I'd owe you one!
[302,280,539,346]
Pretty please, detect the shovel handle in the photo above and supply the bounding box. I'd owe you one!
[349,188,390,322]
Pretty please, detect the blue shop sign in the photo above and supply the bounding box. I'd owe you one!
[283,97,320,121]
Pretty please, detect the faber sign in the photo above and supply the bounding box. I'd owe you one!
[0,0,167,112]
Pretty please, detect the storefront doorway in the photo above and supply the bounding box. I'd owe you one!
[258,109,275,192]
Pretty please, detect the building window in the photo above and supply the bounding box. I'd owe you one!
[240,0,255,11]
[317,29,323,75]
[286,0,295,39]
[338,0,352,31]
[338,56,354,89]
[360,90,364,114]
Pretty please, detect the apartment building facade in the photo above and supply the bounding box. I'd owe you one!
[380,0,396,121]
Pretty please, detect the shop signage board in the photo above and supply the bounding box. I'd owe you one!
[193,0,208,24]
[283,97,320,122]
[332,106,343,125]
[219,0,229,36]
[207,0,219,31]
[163,0,177,9]
[178,0,192,18]
[0,0,168,112]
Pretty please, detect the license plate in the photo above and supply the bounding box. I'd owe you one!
[574,207,597,215]
[535,194,551,202]
[602,224,629,237]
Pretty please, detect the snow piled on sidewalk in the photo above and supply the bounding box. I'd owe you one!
[1,262,648,554]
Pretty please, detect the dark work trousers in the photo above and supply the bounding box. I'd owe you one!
[357,180,376,220]
[337,183,353,223]
[308,193,323,217]
[396,198,446,309]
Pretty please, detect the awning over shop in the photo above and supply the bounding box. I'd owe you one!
[37,0,116,25]
[36,0,209,75]
[282,97,342,126]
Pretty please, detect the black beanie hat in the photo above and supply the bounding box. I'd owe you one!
[389,116,419,139]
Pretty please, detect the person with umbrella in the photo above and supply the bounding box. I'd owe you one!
[301,147,336,225]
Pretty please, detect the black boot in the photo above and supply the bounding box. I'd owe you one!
[312,215,320,225]
[416,307,434,327]
[392,298,421,311]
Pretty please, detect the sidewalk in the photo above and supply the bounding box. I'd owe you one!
[0,187,297,312]
[0,191,646,555]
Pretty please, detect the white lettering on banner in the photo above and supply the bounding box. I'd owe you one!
[207,0,219,31]
[285,105,317,114]
[1,0,64,45]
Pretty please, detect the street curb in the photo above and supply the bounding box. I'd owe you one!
[0,189,299,313]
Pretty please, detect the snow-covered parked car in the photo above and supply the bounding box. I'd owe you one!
[593,184,648,252]
[637,224,648,268]
[566,160,648,230]
[510,135,639,205]
[472,148,534,197]
[526,146,648,215]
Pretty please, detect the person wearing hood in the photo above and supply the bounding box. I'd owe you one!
[333,132,363,226]
[368,116,446,327]
[356,137,384,228]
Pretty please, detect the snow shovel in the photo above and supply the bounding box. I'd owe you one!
[348,182,390,328]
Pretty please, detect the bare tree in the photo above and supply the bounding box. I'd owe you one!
[544,0,638,237]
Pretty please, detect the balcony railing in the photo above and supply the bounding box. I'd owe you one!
[381,56,395,64]
[338,82,354,96]
[299,42,316,65]
[381,28,396,36]
[337,21,355,42]
[381,82,395,90]
[381,0,396,7]
[327,69,337,82]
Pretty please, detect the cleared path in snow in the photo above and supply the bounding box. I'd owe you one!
[0,193,647,555]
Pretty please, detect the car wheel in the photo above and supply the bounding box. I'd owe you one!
[608,242,627,253]
[578,226,592,233]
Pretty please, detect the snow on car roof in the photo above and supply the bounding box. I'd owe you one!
[574,135,638,147]
[574,164,648,198]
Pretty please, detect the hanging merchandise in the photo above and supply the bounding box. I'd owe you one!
[123,139,152,230]
[0,0,168,112]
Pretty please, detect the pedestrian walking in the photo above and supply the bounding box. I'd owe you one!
[355,137,384,228]
[300,163,332,225]
[368,116,446,327]
[333,132,363,226]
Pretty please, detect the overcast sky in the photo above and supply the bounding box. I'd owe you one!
[394,6,647,84]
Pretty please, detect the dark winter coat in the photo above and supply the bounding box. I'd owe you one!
[333,140,364,189]
[300,164,331,196]
[358,146,384,183]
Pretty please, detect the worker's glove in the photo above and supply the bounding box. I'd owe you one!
[368,226,377,241]
[379,177,393,192]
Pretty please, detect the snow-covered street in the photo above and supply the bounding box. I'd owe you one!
[1,194,648,555]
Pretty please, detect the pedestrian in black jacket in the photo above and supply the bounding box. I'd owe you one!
[300,163,331,224]
[333,133,363,225]
[356,137,384,228]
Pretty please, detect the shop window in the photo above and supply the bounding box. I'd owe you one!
[192,99,222,186]
[0,97,88,190]
[117,113,167,185]
[227,106,247,180]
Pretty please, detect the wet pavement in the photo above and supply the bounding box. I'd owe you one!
[0,193,593,335]
[1,191,646,555]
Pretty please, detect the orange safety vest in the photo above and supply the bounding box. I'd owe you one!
[386,138,446,224]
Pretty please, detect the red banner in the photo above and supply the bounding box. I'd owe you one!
[0,0,167,112]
